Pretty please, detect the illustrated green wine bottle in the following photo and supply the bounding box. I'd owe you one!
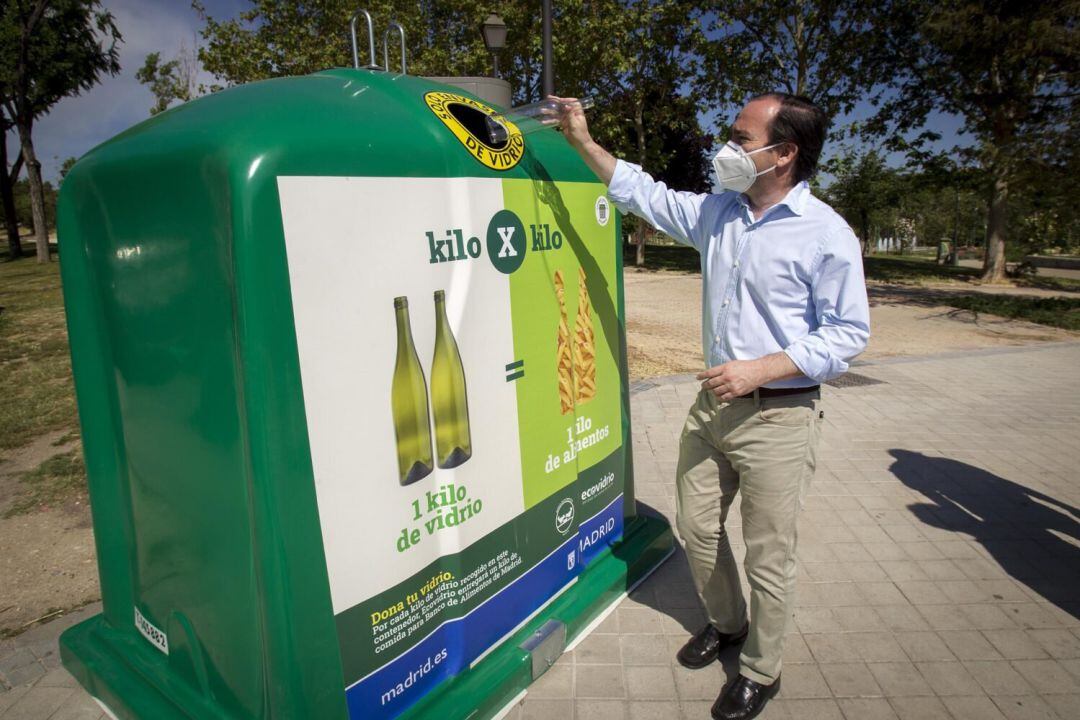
[391,297,434,485]
[431,290,472,469]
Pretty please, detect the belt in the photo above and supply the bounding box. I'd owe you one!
[737,385,820,400]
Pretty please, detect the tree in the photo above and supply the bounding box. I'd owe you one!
[700,0,890,123]
[868,0,1079,282]
[136,43,199,116]
[1,109,24,258]
[194,1,657,103]
[1005,117,1080,258]
[196,1,488,83]
[0,0,121,262]
[0,175,57,234]
[647,92,714,193]
[58,155,76,181]
[586,0,703,266]
[825,149,901,254]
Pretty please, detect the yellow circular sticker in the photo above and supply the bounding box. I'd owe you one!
[424,91,525,171]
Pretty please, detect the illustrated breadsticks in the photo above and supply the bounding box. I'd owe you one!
[554,270,576,415]
[573,267,596,404]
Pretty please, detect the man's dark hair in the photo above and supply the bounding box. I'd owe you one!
[753,93,829,183]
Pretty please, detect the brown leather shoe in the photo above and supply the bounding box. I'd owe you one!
[711,674,781,720]
[676,622,750,669]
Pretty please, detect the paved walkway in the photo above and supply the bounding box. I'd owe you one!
[0,604,103,719]
[512,342,1080,720]
[3,342,1079,720]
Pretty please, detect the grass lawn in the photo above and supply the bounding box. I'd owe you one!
[1019,274,1080,292]
[862,255,980,283]
[864,254,1080,292]
[623,243,700,273]
[946,295,1080,332]
[0,256,84,514]
[624,244,986,281]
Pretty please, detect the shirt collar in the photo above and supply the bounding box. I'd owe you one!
[736,181,811,219]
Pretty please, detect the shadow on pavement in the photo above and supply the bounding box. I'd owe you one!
[888,449,1080,620]
[631,502,752,681]
[633,502,700,634]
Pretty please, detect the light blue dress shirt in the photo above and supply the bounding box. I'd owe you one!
[607,159,870,388]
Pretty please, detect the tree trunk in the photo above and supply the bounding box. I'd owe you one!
[0,137,22,259]
[859,208,869,255]
[14,122,48,262]
[982,170,1008,283]
[794,4,807,96]
[634,100,646,267]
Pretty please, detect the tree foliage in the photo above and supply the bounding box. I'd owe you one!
[700,0,890,124]
[0,0,121,262]
[194,1,497,85]
[136,45,198,116]
[579,0,703,263]
[177,0,1080,275]
[868,0,1079,281]
[0,0,121,113]
[0,176,56,230]
[826,147,994,259]
[825,150,901,253]
[58,155,76,181]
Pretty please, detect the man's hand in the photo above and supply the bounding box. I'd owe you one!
[697,352,803,401]
[697,360,767,401]
[546,95,617,185]
[547,95,591,151]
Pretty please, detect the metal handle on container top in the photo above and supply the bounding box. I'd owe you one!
[350,9,377,69]
[383,21,407,75]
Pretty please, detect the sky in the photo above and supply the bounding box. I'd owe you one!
[15,0,969,186]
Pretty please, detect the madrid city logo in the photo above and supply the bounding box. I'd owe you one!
[555,498,575,535]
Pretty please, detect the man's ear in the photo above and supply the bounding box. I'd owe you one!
[776,142,798,170]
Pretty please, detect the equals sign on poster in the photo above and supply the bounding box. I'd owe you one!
[505,360,525,382]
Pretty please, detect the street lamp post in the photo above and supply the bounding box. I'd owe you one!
[481,14,507,78]
[952,185,961,267]
[542,0,554,97]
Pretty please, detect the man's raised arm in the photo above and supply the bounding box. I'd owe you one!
[551,96,617,184]
[551,96,709,251]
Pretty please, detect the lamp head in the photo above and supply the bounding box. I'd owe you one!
[481,14,507,51]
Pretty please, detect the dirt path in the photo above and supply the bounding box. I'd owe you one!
[0,506,98,636]
[623,268,1080,379]
[0,432,96,636]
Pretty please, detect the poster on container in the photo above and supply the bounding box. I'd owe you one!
[278,163,626,718]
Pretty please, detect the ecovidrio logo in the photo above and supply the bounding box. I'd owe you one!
[555,498,575,535]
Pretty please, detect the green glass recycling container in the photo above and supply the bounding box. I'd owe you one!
[57,67,672,720]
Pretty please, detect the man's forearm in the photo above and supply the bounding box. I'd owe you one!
[697,352,806,400]
[755,351,803,385]
[574,139,617,186]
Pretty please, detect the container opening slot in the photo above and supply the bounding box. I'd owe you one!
[447,103,509,150]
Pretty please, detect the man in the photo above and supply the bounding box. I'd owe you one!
[554,93,870,720]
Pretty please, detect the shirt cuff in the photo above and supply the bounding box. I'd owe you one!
[607,159,641,206]
[783,339,847,384]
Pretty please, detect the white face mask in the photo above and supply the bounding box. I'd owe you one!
[712,141,781,193]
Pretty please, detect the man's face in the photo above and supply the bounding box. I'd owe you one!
[730,98,782,174]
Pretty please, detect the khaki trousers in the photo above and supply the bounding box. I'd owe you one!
[675,388,822,684]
